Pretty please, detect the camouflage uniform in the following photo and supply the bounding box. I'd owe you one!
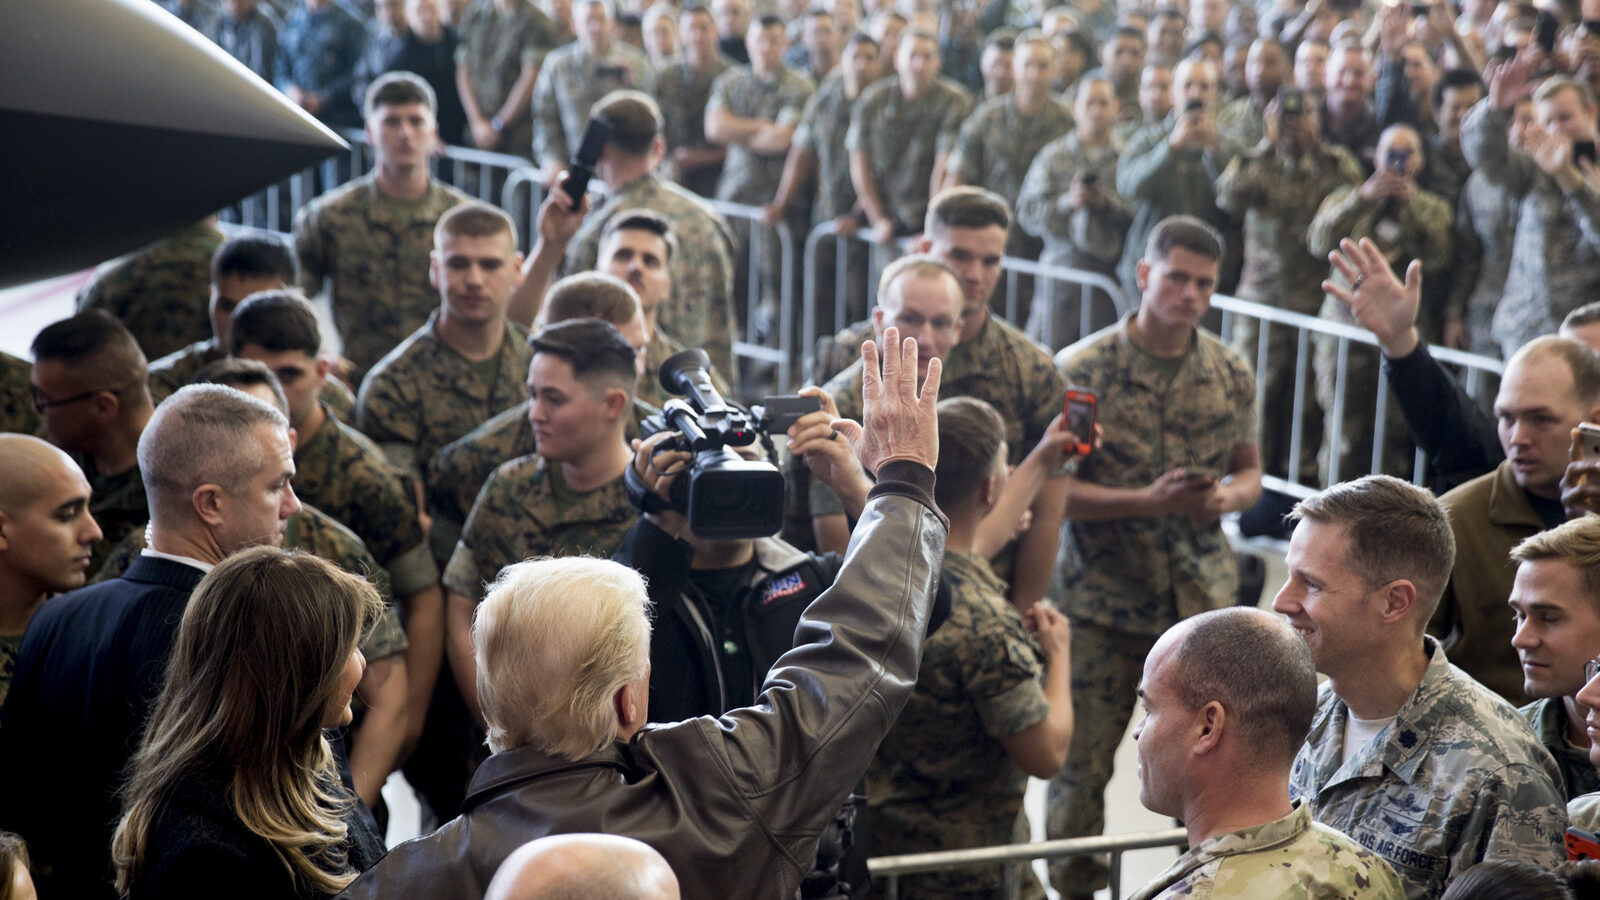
[794,72,869,335]
[640,325,732,410]
[846,76,973,231]
[455,0,559,152]
[76,219,224,360]
[355,310,532,486]
[654,56,732,197]
[1115,117,1243,295]
[1215,96,1266,150]
[1215,142,1364,482]
[1290,638,1568,900]
[74,456,148,578]
[442,454,638,601]
[1447,169,1521,358]
[294,403,439,597]
[567,173,739,377]
[274,0,367,127]
[1306,183,1452,483]
[868,550,1050,900]
[1570,792,1600,832]
[293,174,471,381]
[1129,802,1406,900]
[530,42,653,168]
[1463,102,1600,359]
[708,65,814,205]
[1015,133,1132,349]
[1,351,41,436]
[93,512,408,662]
[426,397,657,568]
[1049,316,1258,896]
[1519,697,1600,802]
[147,337,356,418]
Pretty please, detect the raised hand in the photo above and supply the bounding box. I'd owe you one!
[832,327,942,474]
[1323,236,1424,358]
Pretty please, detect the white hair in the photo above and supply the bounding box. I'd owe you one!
[476,556,653,757]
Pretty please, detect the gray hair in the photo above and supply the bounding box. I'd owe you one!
[137,384,289,526]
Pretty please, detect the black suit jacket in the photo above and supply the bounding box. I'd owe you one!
[0,554,205,900]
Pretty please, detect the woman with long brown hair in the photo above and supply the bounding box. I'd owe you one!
[112,546,386,897]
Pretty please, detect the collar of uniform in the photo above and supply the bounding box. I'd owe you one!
[1487,459,1547,530]
[422,309,530,400]
[524,455,635,529]
[941,549,1006,595]
[1371,637,1452,785]
[1189,799,1311,863]
[1110,312,1216,393]
[360,174,446,227]
[1520,696,1567,748]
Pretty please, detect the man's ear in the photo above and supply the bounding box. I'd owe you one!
[1192,700,1225,756]
[614,679,647,740]
[192,484,227,528]
[428,252,442,289]
[605,386,630,419]
[1376,579,1418,625]
[915,234,933,253]
[0,511,11,553]
[1135,258,1151,294]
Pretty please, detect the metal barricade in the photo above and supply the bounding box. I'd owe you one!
[704,200,797,392]
[1211,294,1504,499]
[998,256,1130,349]
[870,827,1190,900]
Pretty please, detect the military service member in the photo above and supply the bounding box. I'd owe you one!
[564,90,740,378]
[29,312,156,575]
[0,352,41,437]
[147,233,359,418]
[356,202,533,495]
[1450,97,1534,357]
[1275,475,1568,899]
[1215,38,1289,150]
[456,0,558,153]
[849,29,974,243]
[0,435,102,708]
[76,216,225,361]
[1050,217,1261,899]
[295,72,472,382]
[653,5,730,197]
[443,319,641,723]
[1016,76,1132,348]
[869,397,1075,900]
[530,0,654,178]
[1127,608,1405,900]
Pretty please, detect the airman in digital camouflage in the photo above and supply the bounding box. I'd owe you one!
[1275,476,1567,900]
[295,72,471,382]
[1049,218,1261,899]
[0,352,41,437]
[530,0,653,174]
[869,397,1074,900]
[356,202,532,489]
[849,29,973,242]
[443,320,641,723]
[652,5,730,197]
[1127,607,1405,900]
[29,313,157,575]
[455,0,558,154]
[1448,99,1532,358]
[565,91,739,378]
[76,217,224,361]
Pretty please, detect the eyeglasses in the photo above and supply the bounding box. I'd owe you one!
[887,309,963,334]
[1586,658,1600,683]
[30,384,125,413]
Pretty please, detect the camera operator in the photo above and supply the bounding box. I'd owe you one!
[1308,123,1452,484]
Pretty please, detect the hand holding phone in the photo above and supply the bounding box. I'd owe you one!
[1063,388,1096,457]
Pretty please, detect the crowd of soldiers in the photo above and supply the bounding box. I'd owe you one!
[8,0,1600,895]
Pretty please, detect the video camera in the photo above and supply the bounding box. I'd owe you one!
[624,349,788,539]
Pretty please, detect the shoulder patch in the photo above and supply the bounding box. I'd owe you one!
[761,571,808,607]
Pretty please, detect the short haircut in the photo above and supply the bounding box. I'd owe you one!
[1563,301,1600,330]
[1144,214,1224,263]
[212,233,297,285]
[983,29,1017,53]
[934,397,1006,510]
[31,310,148,383]
[138,384,289,525]
[435,201,519,247]
[227,289,322,357]
[1058,29,1095,64]
[845,31,879,53]
[1166,608,1318,767]
[1535,75,1598,109]
[680,2,712,20]
[876,253,962,310]
[476,556,653,757]
[754,12,784,30]
[1432,67,1486,109]
[591,90,663,156]
[1113,25,1146,44]
[1012,29,1053,54]
[0,831,29,900]
[1440,861,1576,900]
[364,70,437,118]
[601,208,677,262]
[1290,475,1456,621]
[193,358,290,415]
[926,185,1012,235]
[540,273,643,328]
[1184,31,1223,57]
[528,317,640,397]
[1511,515,1600,608]
[1509,335,1600,406]
[903,27,940,50]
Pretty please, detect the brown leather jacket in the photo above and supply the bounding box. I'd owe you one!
[339,463,947,900]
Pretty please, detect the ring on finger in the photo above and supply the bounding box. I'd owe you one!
[1351,273,1366,293]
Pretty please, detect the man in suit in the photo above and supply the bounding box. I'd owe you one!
[0,384,301,900]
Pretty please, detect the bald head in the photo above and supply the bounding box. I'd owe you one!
[484,835,679,900]
[0,434,102,598]
[0,435,85,514]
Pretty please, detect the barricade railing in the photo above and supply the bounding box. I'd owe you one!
[704,200,797,392]
[1211,294,1504,499]
[869,827,1189,900]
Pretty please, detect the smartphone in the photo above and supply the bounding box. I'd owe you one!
[1185,98,1204,113]
[1537,10,1558,52]
[1409,2,1429,15]
[1578,422,1600,459]
[1184,466,1220,484]
[1081,171,1099,186]
[1568,827,1600,861]
[1491,44,1518,63]
[1064,388,1096,457]
[758,394,824,432]
[1279,87,1304,118]
[562,117,614,211]
[1577,140,1598,167]
[1385,147,1412,173]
